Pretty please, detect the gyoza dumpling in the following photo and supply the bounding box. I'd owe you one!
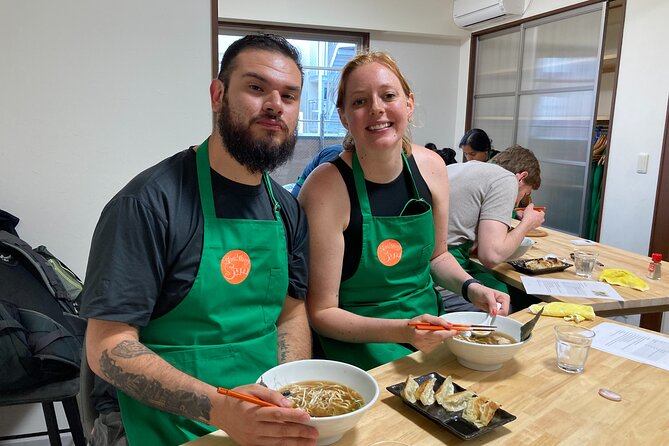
[401,375,419,403]
[462,396,500,428]
[416,377,437,406]
[435,376,455,405]
[440,390,476,412]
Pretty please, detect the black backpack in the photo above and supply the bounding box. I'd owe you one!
[0,230,86,391]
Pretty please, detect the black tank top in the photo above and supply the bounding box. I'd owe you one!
[331,155,433,281]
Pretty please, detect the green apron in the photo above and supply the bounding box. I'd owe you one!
[118,138,288,446]
[319,152,441,371]
[448,241,508,293]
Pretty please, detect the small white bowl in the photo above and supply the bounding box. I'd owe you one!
[440,312,529,371]
[506,237,535,260]
[258,359,379,445]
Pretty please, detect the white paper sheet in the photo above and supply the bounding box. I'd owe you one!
[520,276,624,301]
[591,322,669,371]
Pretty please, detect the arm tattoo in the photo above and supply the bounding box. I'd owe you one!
[111,340,152,358]
[100,343,212,424]
[277,332,289,363]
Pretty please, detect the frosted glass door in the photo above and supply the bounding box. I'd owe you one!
[519,9,604,235]
[470,4,605,235]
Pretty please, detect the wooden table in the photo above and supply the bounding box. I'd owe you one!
[490,226,669,330]
[183,313,668,445]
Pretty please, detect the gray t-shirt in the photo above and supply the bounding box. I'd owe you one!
[447,161,517,246]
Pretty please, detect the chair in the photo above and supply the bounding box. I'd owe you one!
[0,376,86,446]
[77,337,98,443]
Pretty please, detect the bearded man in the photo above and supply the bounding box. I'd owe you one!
[81,35,317,446]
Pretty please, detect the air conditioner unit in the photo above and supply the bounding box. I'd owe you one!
[453,0,525,28]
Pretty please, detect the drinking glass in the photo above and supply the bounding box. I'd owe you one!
[574,250,598,278]
[554,325,595,373]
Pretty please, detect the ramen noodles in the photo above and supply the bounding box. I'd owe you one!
[278,380,364,417]
[454,331,516,345]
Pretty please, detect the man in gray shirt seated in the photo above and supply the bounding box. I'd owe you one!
[444,145,545,311]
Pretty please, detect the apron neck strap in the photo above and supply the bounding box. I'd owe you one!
[196,138,216,219]
[351,151,422,215]
[196,138,281,220]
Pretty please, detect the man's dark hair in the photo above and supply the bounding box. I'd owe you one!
[217,34,303,88]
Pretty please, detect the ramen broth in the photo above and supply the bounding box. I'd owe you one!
[278,380,365,417]
[454,331,517,345]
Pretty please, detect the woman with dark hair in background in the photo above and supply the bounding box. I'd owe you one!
[459,128,499,162]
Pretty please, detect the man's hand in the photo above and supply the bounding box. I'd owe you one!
[214,384,318,446]
[518,203,545,230]
[467,283,510,315]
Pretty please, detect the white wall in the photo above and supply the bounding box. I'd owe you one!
[0,0,212,277]
[369,34,462,150]
[219,0,469,39]
[598,0,669,252]
[0,0,211,441]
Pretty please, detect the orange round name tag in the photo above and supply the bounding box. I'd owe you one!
[377,239,402,267]
[221,250,251,284]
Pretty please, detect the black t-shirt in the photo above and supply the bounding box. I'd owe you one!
[81,148,309,413]
[81,148,308,326]
[331,155,432,281]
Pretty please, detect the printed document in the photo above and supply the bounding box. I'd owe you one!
[520,276,624,301]
[591,322,669,371]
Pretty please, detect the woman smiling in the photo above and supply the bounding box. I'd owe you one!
[298,51,509,370]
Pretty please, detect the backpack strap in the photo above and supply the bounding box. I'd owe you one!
[0,230,69,300]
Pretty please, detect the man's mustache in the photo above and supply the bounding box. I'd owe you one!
[253,113,289,132]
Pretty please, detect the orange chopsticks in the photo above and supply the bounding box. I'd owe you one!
[217,387,279,408]
[514,206,545,212]
[408,321,496,332]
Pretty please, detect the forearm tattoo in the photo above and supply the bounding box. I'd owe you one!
[100,341,212,424]
[277,332,289,363]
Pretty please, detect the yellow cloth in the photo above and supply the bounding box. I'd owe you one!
[529,302,595,323]
[599,269,649,291]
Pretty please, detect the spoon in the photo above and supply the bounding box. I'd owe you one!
[469,302,502,337]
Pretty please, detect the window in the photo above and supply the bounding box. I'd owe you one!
[218,24,368,187]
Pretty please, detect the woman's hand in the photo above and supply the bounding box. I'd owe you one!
[406,314,457,353]
[214,384,319,446]
[467,284,510,315]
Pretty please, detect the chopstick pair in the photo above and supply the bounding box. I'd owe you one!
[514,206,545,212]
[217,387,279,408]
[408,321,496,332]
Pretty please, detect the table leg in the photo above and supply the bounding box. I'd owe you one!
[640,312,663,331]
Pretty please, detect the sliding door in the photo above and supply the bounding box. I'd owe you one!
[471,4,607,235]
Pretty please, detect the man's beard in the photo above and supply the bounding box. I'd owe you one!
[218,96,297,174]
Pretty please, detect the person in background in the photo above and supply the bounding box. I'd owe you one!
[446,145,545,311]
[298,51,509,371]
[291,144,344,197]
[80,34,317,446]
[425,143,457,166]
[459,128,499,162]
[437,147,457,166]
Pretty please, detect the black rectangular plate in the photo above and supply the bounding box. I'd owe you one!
[507,258,573,275]
[386,372,516,440]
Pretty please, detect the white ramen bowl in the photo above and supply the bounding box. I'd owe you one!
[506,237,535,261]
[258,359,379,445]
[440,312,529,371]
